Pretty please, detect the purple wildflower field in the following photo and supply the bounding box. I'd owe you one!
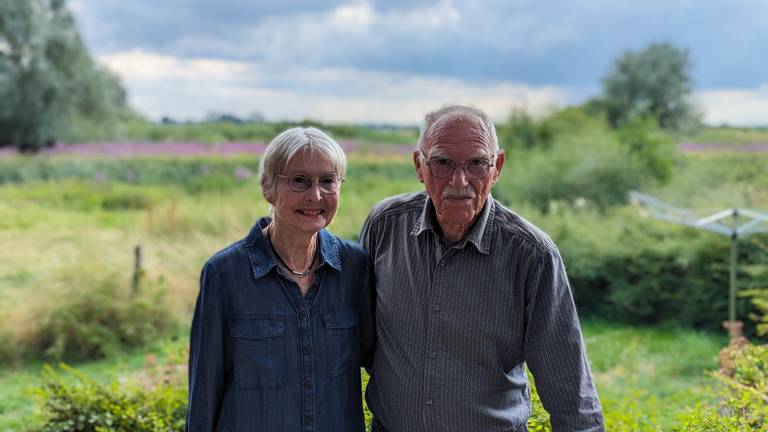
[678,142,768,153]
[0,140,417,157]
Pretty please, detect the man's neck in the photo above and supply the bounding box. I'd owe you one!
[434,214,481,241]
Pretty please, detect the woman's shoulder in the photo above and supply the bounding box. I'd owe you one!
[204,238,249,270]
[204,218,269,271]
[322,231,368,264]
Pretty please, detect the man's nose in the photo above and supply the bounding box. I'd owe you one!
[448,165,469,187]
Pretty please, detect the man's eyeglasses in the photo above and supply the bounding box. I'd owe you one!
[277,174,344,194]
[421,153,496,179]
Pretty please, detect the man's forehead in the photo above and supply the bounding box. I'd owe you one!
[425,115,491,146]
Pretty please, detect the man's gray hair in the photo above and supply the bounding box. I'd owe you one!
[258,127,347,200]
[417,105,499,155]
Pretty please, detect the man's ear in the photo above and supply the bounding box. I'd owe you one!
[413,150,425,184]
[492,151,505,186]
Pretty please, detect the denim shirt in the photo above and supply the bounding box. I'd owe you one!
[186,217,375,432]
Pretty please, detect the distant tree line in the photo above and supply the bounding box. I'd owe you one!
[0,0,129,152]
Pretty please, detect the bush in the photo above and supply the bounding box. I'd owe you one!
[34,363,187,432]
[673,344,768,431]
[511,205,768,331]
[497,108,675,212]
[33,274,174,361]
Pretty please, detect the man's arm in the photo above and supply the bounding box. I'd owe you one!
[358,212,378,372]
[359,249,376,368]
[186,262,229,432]
[523,246,604,432]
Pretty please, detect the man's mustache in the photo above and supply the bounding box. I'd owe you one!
[442,186,476,199]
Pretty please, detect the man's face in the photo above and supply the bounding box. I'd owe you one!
[414,115,504,237]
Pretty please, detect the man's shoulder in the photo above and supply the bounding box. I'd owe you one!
[491,199,558,256]
[367,191,426,222]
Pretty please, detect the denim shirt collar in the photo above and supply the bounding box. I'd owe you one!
[246,217,342,280]
[410,193,495,255]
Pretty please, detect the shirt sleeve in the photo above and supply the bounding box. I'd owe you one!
[186,262,230,432]
[523,246,605,432]
[358,250,376,368]
[359,212,378,372]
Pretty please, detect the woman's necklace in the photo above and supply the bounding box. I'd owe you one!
[266,227,317,278]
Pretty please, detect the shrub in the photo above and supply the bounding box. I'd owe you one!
[33,274,174,361]
[34,363,187,432]
[744,287,768,337]
[513,205,768,331]
[673,343,768,431]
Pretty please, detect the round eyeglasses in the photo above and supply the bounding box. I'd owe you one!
[277,174,344,194]
[421,153,496,179]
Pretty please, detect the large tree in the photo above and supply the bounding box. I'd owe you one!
[0,0,128,151]
[600,43,697,130]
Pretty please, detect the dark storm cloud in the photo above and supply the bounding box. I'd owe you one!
[71,0,768,89]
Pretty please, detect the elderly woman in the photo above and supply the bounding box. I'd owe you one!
[186,127,374,431]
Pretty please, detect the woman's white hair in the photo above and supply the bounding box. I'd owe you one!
[258,127,347,201]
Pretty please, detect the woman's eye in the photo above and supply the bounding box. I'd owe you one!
[291,176,309,185]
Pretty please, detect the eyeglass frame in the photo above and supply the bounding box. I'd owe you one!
[276,173,345,194]
[419,151,499,179]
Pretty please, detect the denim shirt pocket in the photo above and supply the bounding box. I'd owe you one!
[231,318,287,388]
[322,305,360,378]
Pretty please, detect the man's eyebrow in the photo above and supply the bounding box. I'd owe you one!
[425,150,491,160]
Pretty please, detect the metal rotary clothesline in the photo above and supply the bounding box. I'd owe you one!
[629,191,768,324]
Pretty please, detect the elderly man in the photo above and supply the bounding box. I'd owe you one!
[361,105,604,431]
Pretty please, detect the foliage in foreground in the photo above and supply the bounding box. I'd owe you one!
[34,359,187,432]
[674,342,768,431]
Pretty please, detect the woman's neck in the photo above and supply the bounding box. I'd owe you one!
[265,222,318,271]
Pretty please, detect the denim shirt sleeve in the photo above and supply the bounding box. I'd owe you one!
[186,262,231,431]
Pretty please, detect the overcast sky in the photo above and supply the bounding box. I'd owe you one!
[69,0,768,126]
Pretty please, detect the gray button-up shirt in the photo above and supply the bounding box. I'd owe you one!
[361,192,603,432]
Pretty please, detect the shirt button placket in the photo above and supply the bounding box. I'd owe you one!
[298,304,315,432]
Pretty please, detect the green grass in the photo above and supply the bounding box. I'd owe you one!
[682,126,768,144]
[582,320,726,429]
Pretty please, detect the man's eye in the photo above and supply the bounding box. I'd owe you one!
[467,159,484,166]
[434,158,453,166]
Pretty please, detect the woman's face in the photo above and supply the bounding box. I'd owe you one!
[267,149,340,236]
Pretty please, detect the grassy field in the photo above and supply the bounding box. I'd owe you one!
[0,147,762,430]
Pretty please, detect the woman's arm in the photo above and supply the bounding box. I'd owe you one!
[186,262,230,432]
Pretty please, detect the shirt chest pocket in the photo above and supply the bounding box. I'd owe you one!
[231,318,287,388]
[322,306,360,378]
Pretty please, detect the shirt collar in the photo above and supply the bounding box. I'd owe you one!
[247,217,342,280]
[410,193,495,255]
